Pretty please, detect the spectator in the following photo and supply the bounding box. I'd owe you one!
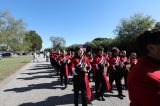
[46,51,50,62]
[32,51,39,62]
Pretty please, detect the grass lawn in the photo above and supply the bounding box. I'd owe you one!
[0,55,32,81]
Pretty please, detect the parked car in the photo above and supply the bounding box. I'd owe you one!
[0,53,2,60]
[1,52,12,57]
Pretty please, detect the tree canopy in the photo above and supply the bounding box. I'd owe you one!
[0,10,43,51]
[114,13,155,53]
[154,22,160,29]
[66,13,156,55]
[0,11,26,51]
[24,31,43,51]
[50,36,66,51]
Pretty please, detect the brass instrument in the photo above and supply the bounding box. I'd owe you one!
[98,56,108,72]
[81,55,87,72]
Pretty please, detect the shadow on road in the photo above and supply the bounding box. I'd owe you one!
[18,63,58,80]
[27,67,53,70]
[17,74,59,80]
[4,80,63,93]
[18,94,74,106]
[27,64,54,70]
[21,70,55,75]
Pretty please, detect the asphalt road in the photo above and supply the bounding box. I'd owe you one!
[0,55,130,106]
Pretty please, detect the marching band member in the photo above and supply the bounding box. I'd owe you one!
[129,53,138,71]
[50,49,56,68]
[93,47,110,101]
[71,47,91,106]
[108,47,125,99]
[55,50,61,76]
[120,50,129,90]
[58,50,70,89]
[86,52,94,81]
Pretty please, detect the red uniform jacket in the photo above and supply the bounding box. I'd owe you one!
[71,56,91,101]
[50,52,56,59]
[120,56,129,68]
[120,56,128,63]
[128,56,160,106]
[130,58,138,70]
[86,55,93,71]
[108,56,122,71]
[58,55,69,78]
[93,55,111,91]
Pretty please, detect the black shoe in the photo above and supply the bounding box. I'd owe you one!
[88,102,93,105]
[118,94,123,99]
[96,97,101,101]
[110,91,113,93]
[101,97,105,101]
[120,94,126,97]
[61,86,67,90]
[61,83,63,86]
[125,87,128,90]
[122,86,125,90]
[95,95,101,101]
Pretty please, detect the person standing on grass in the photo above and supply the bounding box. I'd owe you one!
[128,29,160,106]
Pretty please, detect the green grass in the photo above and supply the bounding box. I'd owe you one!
[0,56,32,81]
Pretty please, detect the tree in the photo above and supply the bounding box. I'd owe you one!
[114,13,155,53]
[66,37,115,53]
[0,10,26,51]
[50,36,66,51]
[24,31,43,51]
[66,44,82,51]
[154,22,160,29]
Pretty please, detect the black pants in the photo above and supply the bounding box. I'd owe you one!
[50,58,54,67]
[95,72,106,98]
[55,63,60,76]
[73,76,87,106]
[109,69,123,95]
[88,68,94,81]
[122,69,128,89]
[60,67,67,87]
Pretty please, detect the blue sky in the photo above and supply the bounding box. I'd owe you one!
[0,0,160,49]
